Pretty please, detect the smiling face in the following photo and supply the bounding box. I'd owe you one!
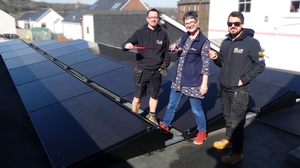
[147,11,159,29]
[184,18,199,33]
[227,16,244,37]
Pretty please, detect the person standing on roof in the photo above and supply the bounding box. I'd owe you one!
[122,8,170,125]
[209,11,265,164]
[159,11,210,145]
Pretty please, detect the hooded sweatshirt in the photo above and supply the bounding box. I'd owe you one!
[214,28,265,91]
[122,24,170,70]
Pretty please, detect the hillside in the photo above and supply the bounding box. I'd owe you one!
[0,0,79,19]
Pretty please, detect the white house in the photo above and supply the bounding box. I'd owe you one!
[18,8,64,34]
[0,10,16,34]
[208,0,300,72]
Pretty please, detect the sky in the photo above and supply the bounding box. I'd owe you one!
[33,0,178,8]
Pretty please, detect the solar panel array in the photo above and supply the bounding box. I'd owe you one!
[0,39,299,166]
[0,39,165,167]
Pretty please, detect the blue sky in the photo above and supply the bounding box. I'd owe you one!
[34,0,178,8]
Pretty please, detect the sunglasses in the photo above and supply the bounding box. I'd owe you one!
[227,22,241,27]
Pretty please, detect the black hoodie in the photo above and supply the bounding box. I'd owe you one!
[213,28,265,91]
[122,24,170,70]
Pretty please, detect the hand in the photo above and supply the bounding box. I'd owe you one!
[209,49,218,60]
[200,84,208,96]
[125,43,134,50]
[238,79,243,86]
[169,43,182,52]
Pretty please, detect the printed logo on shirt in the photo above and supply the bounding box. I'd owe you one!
[258,51,264,56]
[233,48,243,53]
[156,40,163,44]
[190,48,196,51]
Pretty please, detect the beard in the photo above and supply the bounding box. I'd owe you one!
[230,28,242,39]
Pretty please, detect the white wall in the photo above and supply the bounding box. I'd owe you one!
[208,0,300,72]
[62,22,82,40]
[35,9,63,33]
[0,10,16,34]
[83,15,95,42]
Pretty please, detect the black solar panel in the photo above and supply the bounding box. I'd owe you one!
[56,50,98,65]
[0,39,23,47]
[8,61,66,86]
[36,42,67,51]
[3,52,48,69]
[254,68,300,95]
[31,39,57,47]
[28,91,154,167]
[16,73,93,112]
[69,57,124,79]
[91,66,134,97]
[45,46,81,58]
[0,42,29,53]
[1,47,37,60]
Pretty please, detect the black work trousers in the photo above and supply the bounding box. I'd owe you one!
[220,85,249,154]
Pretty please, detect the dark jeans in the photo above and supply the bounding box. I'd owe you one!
[220,86,249,153]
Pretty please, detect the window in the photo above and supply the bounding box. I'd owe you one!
[194,5,197,11]
[239,0,251,12]
[87,27,89,34]
[291,1,300,12]
[41,23,46,27]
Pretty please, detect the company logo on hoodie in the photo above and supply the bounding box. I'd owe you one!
[156,40,163,45]
[233,47,243,53]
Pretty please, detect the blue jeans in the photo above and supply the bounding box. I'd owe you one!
[162,89,206,131]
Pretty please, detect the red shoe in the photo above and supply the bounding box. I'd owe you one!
[159,123,169,131]
[193,131,207,145]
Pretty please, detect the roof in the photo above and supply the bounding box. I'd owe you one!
[0,39,300,168]
[178,0,200,5]
[17,9,52,21]
[88,0,129,11]
[57,12,70,18]
[18,11,37,21]
[62,5,90,23]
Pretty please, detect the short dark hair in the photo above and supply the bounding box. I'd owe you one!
[182,11,198,23]
[228,11,244,23]
[147,8,159,16]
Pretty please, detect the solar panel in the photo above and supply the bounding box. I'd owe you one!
[69,57,124,79]
[8,60,66,86]
[56,50,98,65]
[0,42,30,53]
[253,68,300,95]
[91,66,134,97]
[28,91,156,167]
[3,52,48,69]
[31,39,57,47]
[0,39,23,47]
[45,46,81,58]
[16,72,93,112]
[1,47,37,60]
[36,42,67,51]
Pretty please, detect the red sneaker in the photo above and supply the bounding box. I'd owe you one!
[159,123,169,131]
[193,131,207,145]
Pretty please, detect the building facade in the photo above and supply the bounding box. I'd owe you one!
[208,0,300,72]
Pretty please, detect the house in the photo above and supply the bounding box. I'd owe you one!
[208,0,300,72]
[68,0,149,42]
[0,9,16,34]
[82,10,185,48]
[17,8,64,34]
[177,0,210,36]
[62,5,90,40]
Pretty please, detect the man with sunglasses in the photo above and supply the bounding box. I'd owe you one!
[122,8,170,125]
[209,11,265,164]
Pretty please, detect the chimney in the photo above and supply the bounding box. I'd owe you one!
[75,1,81,8]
